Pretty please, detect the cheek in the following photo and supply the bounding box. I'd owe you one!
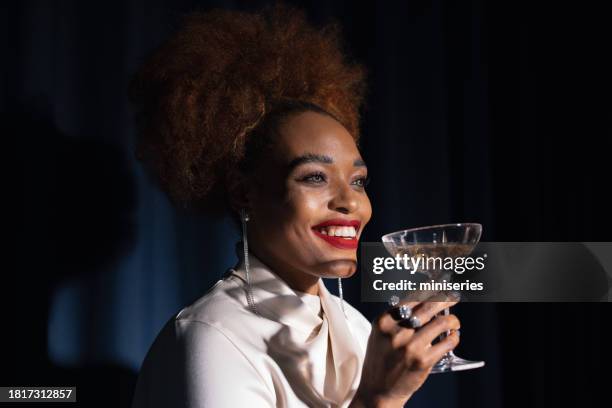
[256,185,326,236]
[284,188,327,233]
[361,194,373,223]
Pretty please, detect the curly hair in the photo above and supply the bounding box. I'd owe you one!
[128,2,368,215]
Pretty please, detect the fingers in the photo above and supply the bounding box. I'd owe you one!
[424,330,460,364]
[390,313,460,350]
[378,291,458,335]
[377,312,405,335]
[390,327,415,349]
[399,299,458,330]
[377,299,426,335]
[377,299,430,334]
[374,292,462,378]
[411,314,460,347]
[403,329,460,372]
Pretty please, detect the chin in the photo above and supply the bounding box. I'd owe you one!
[316,259,357,279]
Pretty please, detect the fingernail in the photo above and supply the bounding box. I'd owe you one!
[447,290,461,301]
[388,295,400,307]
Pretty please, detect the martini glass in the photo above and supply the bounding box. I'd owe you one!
[381,223,484,373]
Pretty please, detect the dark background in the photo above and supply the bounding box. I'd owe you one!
[7,0,611,407]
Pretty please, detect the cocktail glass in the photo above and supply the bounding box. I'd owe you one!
[381,223,484,373]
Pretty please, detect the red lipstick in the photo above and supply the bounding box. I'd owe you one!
[311,219,361,250]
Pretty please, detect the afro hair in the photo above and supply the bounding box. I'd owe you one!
[128,2,368,214]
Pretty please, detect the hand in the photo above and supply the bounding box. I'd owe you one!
[350,294,461,407]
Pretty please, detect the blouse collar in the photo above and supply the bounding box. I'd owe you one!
[228,242,364,404]
[229,243,327,341]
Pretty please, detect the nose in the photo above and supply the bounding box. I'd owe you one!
[329,182,358,214]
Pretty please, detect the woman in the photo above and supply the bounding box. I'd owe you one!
[129,4,460,407]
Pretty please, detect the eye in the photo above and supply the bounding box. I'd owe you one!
[352,175,371,188]
[300,172,327,184]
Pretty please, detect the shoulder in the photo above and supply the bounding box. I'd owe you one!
[174,273,271,341]
[132,276,276,407]
[173,273,284,366]
[175,273,246,325]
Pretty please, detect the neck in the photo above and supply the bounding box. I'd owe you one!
[249,248,320,295]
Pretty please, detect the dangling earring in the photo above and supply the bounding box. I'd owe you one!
[337,278,347,318]
[240,208,260,316]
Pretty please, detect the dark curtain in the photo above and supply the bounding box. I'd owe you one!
[8,1,611,407]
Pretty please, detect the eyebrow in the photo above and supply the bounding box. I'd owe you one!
[353,158,367,167]
[287,153,367,171]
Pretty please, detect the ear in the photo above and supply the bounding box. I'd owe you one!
[225,168,252,213]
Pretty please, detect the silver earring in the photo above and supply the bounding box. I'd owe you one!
[240,208,260,316]
[337,278,347,318]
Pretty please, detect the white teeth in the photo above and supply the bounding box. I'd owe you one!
[316,226,357,238]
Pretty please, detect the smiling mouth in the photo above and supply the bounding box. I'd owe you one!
[311,221,361,250]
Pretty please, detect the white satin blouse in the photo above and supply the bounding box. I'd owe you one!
[131,248,373,407]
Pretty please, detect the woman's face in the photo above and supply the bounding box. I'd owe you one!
[247,111,372,290]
